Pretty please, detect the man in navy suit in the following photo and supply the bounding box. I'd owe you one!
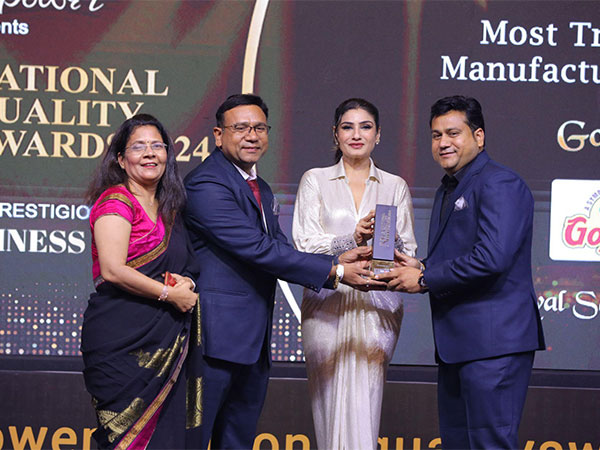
[184,94,383,449]
[377,96,545,449]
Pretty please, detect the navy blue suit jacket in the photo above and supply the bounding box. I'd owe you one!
[423,151,545,364]
[183,148,333,365]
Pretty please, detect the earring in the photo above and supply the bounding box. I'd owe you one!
[376,139,380,145]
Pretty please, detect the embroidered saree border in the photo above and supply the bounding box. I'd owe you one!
[97,397,146,444]
[194,298,201,347]
[98,192,135,211]
[186,376,203,430]
[115,334,189,450]
[130,333,187,378]
[187,301,203,429]
[125,231,169,270]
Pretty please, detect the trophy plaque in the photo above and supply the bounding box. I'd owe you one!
[371,204,397,275]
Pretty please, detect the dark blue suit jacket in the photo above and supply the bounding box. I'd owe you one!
[423,151,545,364]
[183,148,333,365]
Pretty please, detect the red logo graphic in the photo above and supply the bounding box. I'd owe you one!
[562,197,600,254]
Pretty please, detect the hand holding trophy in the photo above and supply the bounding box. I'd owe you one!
[337,246,387,291]
[371,204,397,276]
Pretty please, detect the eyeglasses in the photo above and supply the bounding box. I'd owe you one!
[222,123,271,135]
[126,141,168,153]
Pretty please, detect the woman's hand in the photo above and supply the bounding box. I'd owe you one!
[165,283,197,313]
[166,272,195,291]
[353,210,375,245]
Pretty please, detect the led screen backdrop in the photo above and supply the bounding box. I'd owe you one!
[0,0,599,369]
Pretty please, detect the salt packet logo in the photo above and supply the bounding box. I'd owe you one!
[562,203,600,255]
[550,179,600,261]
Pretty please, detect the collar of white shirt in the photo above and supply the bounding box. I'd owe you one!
[232,162,258,181]
[329,157,381,183]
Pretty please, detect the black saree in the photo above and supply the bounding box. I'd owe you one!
[81,218,202,449]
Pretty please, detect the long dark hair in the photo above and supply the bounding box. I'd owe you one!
[85,114,186,225]
[333,98,380,163]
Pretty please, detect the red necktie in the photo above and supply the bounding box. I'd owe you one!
[246,179,262,211]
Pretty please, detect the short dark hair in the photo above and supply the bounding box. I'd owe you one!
[333,98,380,162]
[215,94,269,127]
[85,114,186,225]
[430,95,485,134]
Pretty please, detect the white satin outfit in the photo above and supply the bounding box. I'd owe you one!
[292,159,417,450]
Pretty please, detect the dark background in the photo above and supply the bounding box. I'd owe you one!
[0,0,598,370]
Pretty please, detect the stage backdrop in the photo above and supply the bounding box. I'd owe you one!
[0,0,599,369]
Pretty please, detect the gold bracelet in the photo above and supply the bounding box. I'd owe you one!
[332,264,344,289]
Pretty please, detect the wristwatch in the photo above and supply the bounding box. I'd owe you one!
[418,272,428,293]
[332,264,344,289]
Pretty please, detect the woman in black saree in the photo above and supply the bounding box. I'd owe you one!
[81,114,202,449]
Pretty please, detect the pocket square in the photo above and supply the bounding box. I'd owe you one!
[454,196,468,211]
[272,196,281,216]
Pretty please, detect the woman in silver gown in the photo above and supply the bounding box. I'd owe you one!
[292,98,417,449]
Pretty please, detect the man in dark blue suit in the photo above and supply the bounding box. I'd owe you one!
[183,94,382,449]
[378,96,545,449]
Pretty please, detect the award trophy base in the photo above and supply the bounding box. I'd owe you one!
[371,258,394,276]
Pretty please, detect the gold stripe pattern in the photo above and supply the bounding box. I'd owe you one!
[98,192,135,211]
[130,332,186,378]
[194,298,201,347]
[116,338,189,450]
[125,228,169,270]
[186,376,203,429]
[96,397,146,444]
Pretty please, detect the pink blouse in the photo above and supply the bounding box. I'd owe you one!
[89,185,165,280]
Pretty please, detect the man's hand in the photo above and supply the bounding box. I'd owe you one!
[337,246,386,291]
[341,259,387,291]
[394,249,421,269]
[375,266,422,293]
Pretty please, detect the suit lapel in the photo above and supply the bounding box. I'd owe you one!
[427,151,491,254]
[427,186,445,254]
[258,177,275,236]
[212,148,266,229]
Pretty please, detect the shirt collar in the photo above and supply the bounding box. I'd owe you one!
[329,157,381,183]
[232,162,258,181]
